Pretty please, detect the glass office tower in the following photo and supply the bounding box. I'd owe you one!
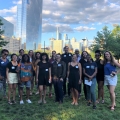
[21,0,42,50]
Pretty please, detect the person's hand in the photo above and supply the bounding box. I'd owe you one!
[0,75,3,80]
[49,77,52,83]
[89,76,93,81]
[60,78,63,81]
[79,79,82,84]
[66,78,69,83]
[7,79,9,84]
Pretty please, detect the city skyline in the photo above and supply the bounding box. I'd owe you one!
[0,0,120,47]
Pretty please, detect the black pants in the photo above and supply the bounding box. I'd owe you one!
[63,77,70,96]
[53,79,63,102]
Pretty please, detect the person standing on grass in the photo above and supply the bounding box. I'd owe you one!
[49,50,56,98]
[51,53,66,103]
[36,53,51,104]
[61,46,72,97]
[79,51,88,100]
[104,51,120,111]
[17,54,33,104]
[83,54,97,109]
[0,49,9,98]
[34,52,41,95]
[28,50,35,95]
[6,54,18,104]
[67,54,82,105]
[95,50,104,104]
[75,49,81,99]
[17,49,24,97]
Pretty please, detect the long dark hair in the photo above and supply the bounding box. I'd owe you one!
[35,52,41,60]
[104,51,114,65]
[28,50,35,62]
[22,54,30,63]
[11,53,17,61]
[81,51,88,59]
[40,53,49,62]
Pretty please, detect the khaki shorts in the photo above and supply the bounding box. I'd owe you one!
[104,75,117,86]
[8,73,18,84]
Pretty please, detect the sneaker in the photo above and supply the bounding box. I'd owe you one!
[101,100,104,104]
[43,100,46,104]
[93,105,96,109]
[87,102,91,106]
[35,91,39,95]
[20,100,24,104]
[26,99,32,104]
[38,100,42,104]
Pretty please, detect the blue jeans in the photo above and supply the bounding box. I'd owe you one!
[86,78,96,103]
[20,80,31,88]
[53,79,63,102]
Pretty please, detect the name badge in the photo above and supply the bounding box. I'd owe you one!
[45,69,48,71]
[58,64,61,66]
[64,55,66,57]
[76,66,78,68]
[91,66,95,69]
[86,66,90,68]
[12,66,15,69]
[69,54,71,56]
[1,62,4,64]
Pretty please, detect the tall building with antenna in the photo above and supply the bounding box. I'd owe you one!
[56,27,62,40]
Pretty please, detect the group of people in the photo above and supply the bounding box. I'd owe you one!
[0,46,119,111]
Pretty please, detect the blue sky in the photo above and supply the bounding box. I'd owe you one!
[0,0,120,46]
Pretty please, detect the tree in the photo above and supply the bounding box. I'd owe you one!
[0,19,8,47]
[91,26,115,52]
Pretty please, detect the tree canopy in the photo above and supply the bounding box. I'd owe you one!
[0,19,8,47]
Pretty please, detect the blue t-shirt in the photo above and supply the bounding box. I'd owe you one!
[83,62,97,78]
[104,63,116,75]
[0,58,9,77]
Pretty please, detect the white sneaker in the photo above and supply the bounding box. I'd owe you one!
[26,99,32,103]
[20,100,24,104]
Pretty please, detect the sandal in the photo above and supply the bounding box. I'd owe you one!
[8,101,12,105]
[12,100,16,104]
[110,106,115,111]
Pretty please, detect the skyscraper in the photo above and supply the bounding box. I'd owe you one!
[16,4,22,38]
[0,16,14,37]
[56,27,62,40]
[17,0,43,50]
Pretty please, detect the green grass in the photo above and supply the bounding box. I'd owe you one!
[0,75,120,120]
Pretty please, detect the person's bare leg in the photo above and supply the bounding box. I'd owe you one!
[109,86,116,107]
[26,87,30,100]
[71,88,75,104]
[13,84,17,101]
[38,85,43,103]
[43,86,47,103]
[8,84,12,102]
[74,89,78,105]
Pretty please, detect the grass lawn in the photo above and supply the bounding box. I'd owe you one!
[0,75,120,120]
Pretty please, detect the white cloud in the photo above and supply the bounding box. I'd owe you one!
[13,0,22,4]
[4,16,16,23]
[74,26,96,32]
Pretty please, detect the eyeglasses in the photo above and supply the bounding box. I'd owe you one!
[4,53,8,56]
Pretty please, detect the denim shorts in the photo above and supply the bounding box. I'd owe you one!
[20,80,31,88]
[104,75,117,86]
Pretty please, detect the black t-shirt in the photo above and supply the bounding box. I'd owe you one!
[7,62,18,73]
[61,53,72,71]
[83,62,97,78]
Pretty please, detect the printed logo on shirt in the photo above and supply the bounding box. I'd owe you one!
[1,62,4,64]
[45,69,48,71]
[58,64,61,67]
[64,55,66,57]
[12,66,15,69]
[91,65,95,69]
[76,66,78,68]
[86,66,90,68]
